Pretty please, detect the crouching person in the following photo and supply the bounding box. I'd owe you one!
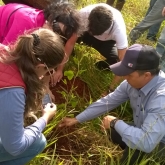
[0,28,65,165]
[59,44,165,165]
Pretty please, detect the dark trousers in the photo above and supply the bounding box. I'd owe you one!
[77,32,119,69]
[109,128,165,165]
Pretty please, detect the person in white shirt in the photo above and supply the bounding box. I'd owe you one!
[78,3,128,91]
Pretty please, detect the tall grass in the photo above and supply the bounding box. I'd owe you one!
[3,0,163,164]
[28,0,150,164]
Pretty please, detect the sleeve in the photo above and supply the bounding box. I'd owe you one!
[0,88,46,156]
[76,81,129,123]
[113,15,128,49]
[115,94,165,153]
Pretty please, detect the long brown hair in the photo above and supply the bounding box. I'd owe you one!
[1,28,65,116]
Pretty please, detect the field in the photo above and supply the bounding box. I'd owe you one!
[1,0,165,164]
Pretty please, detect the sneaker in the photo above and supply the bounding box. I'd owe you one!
[146,36,157,42]
[129,30,142,43]
[95,61,111,70]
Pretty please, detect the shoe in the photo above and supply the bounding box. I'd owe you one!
[95,61,111,70]
[146,36,157,42]
[129,30,142,43]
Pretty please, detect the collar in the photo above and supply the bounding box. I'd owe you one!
[140,73,159,96]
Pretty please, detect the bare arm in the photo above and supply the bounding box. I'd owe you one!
[52,33,78,85]
[118,48,127,61]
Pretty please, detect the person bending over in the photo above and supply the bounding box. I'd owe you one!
[0,2,81,98]
[78,3,128,91]
[0,28,65,165]
[59,44,165,165]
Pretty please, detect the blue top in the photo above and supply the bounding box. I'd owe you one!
[0,88,46,156]
[76,71,165,153]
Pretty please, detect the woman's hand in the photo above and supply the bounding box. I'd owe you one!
[51,69,63,86]
[42,103,57,124]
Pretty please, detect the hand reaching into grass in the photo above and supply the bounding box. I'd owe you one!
[59,117,79,127]
[52,69,63,86]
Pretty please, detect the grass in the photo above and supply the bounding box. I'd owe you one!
[30,0,157,164]
[0,0,164,164]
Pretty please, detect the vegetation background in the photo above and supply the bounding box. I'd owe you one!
[1,0,165,164]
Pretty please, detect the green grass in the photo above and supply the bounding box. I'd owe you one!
[1,0,165,164]
[28,0,165,165]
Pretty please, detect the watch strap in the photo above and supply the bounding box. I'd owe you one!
[110,118,118,129]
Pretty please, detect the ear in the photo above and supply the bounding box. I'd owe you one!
[36,64,45,69]
[144,72,152,78]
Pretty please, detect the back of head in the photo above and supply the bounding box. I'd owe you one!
[14,28,65,68]
[88,6,113,35]
[44,2,81,39]
[10,28,65,115]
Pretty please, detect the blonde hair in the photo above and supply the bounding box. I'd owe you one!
[1,28,65,116]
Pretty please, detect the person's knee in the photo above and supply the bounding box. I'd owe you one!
[32,134,47,155]
[37,134,47,153]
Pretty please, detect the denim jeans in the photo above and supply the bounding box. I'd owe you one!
[129,0,165,42]
[0,134,47,165]
[146,0,162,38]
[156,27,165,72]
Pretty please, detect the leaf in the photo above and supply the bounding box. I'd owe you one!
[71,101,78,108]
[64,70,74,80]
[63,79,67,85]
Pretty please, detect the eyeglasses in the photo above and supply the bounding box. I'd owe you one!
[37,57,55,78]
[44,63,55,77]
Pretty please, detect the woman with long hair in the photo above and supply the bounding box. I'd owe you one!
[0,2,81,99]
[0,28,65,165]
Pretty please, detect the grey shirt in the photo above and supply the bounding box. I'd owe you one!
[76,71,165,153]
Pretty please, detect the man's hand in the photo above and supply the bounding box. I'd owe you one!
[59,117,79,127]
[101,115,116,130]
[162,7,165,16]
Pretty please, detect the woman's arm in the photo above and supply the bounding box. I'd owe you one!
[52,33,78,85]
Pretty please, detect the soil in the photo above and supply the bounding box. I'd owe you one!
[47,77,91,158]
[50,76,90,105]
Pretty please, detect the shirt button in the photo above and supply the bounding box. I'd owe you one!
[137,105,139,107]
[139,95,141,97]
[136,115,138,117]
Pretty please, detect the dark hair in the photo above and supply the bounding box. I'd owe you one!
[137,68,160,76]
[44,2,81,39]
[88,6,113,35]
[1,28,65,116]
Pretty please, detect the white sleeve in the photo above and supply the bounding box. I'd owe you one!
[113,15,128,49]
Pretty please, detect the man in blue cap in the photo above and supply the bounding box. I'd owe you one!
[59,44,165,164]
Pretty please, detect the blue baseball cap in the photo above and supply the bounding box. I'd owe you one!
[110,44,160,76]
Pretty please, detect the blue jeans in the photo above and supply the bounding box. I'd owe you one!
[129,0,165,42]
[156,27,165,72]
[0,134,47,165]
[146,0,162,38]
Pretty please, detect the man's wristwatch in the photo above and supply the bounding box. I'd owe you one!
[110,118,118,129]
